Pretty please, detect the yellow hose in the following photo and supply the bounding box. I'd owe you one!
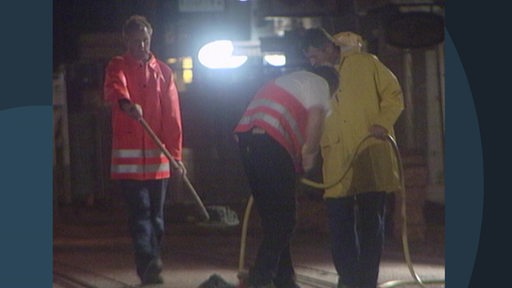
[238,195,253,274]
[385,134,428,288]
[300,134,373,190]
[238,134,445,288]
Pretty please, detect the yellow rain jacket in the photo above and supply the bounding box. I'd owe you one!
[321,50,404,198]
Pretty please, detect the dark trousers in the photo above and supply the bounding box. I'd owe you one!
[238,132,298,287]
[325,191,387,288]
[120,179,168,279]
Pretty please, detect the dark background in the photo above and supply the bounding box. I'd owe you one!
[1,0,507,286]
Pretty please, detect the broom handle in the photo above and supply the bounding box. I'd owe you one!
[139,117,210,221]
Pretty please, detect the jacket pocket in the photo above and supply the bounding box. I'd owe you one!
[320,133,341,149]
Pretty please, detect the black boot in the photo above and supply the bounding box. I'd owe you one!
[141,257,163,285]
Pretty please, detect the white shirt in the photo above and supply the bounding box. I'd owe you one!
[274,70,332,116]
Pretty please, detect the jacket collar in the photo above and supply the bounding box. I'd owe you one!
[340,48,359,60]
[337,49,360,68]
[123,52,158,68]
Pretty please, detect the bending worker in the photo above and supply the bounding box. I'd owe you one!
[234,65,339,288]
[302,29,404,288]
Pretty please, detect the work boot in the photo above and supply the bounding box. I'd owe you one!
[141,257,164,285]
[274,283,299,288]
[244,275,275,288]
[273,277,300,288]
[243,269,275,288]
[141,274,164,285]
[247,284,276,288]
[337,283,358,288]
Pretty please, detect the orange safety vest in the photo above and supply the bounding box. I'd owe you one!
[234,82,307,172]
[104,53,182,180]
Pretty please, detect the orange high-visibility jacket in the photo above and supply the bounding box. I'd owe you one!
[234,70,331,172]
[104,52,183,180]
[234,82,307,172]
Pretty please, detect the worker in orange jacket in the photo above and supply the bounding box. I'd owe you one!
[103,15,184,285]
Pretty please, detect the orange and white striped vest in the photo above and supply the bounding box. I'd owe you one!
[234,82,308,172]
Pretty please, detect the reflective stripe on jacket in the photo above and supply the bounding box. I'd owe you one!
[104,53,182,180]
[110,148,170,179]
[234,82,307,172]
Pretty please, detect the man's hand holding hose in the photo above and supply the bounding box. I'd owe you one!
[369,124,389,140]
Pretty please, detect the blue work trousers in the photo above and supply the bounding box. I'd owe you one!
[238,132,298,288]
[326,191,387,288]
[120,179,168,279]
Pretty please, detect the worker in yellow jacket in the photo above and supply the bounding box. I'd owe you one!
[302,29,404,288]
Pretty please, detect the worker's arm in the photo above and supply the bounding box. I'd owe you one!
[372,58,404,132]
[302,106,327,173]
[103,57,130,104]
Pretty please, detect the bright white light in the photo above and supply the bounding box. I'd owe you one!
[264,54,286,67]
[198,40,248,69]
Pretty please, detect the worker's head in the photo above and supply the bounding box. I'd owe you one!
[332,31,363,52]
[123,15,153,61]
[308,65,340,96]
[301,28,339,67]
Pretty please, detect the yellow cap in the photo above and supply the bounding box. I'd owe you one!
[332,31,363,48]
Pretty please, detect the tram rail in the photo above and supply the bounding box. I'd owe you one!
[54,250,338,288]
